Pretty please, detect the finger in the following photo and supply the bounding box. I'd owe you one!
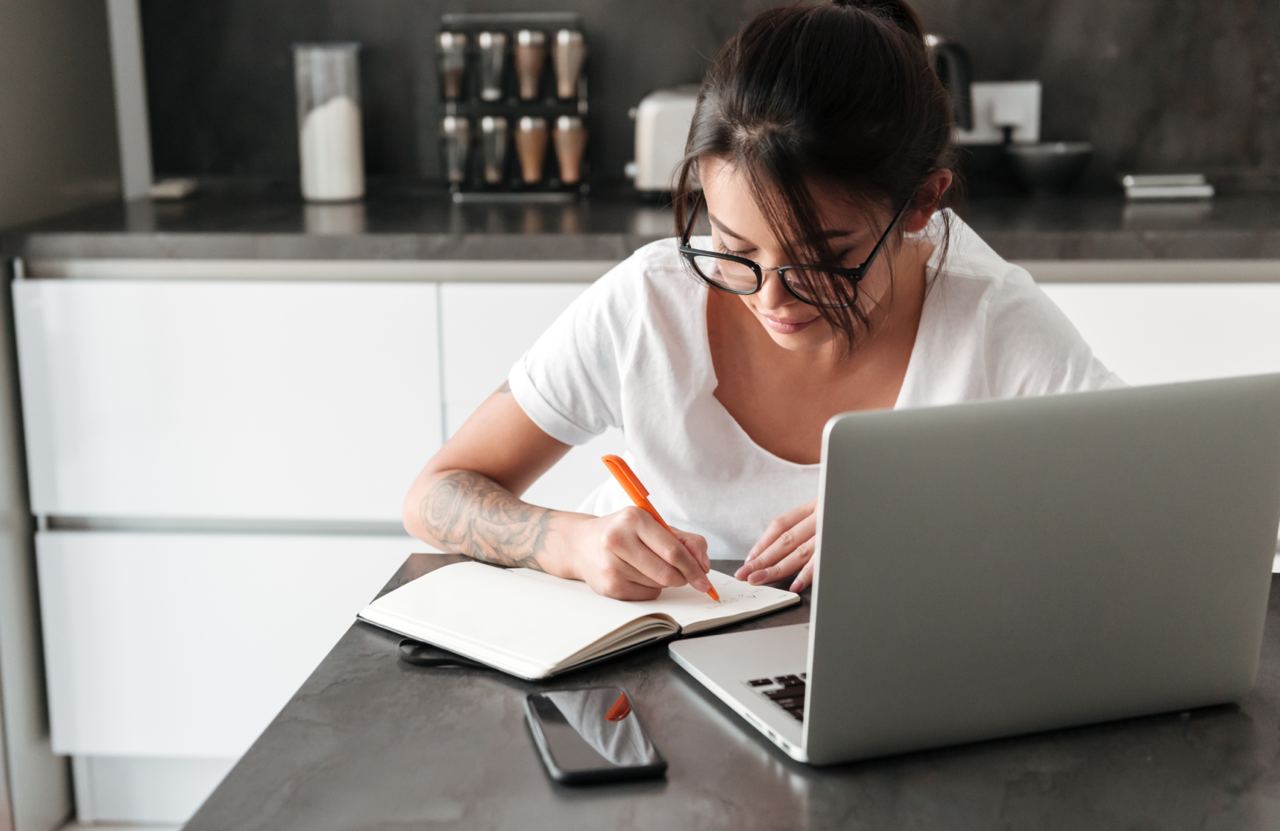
[610,530,686,588]
[634,516,712,592]
[601,510,686,588]
[610,555,667,592]
[611,583,662,601]
[587,544,662,600]
[598,548,664,588]
[739,518,803,579]
[606,509,701,589]
[668,527,708,570]
[747,536,817,586]
[738,511,817,579]
[670,526,710,571]
[745,501,814,563]
[619,583,663,601]
[596,567,663,601]
[790,557,816,593]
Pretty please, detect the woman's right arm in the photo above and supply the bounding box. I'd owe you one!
[402,382,712,600]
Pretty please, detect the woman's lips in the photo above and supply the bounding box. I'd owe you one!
[759,311,819,334]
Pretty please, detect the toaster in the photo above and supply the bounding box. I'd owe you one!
[625,85,700,193]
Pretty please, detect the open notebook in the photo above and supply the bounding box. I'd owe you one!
[357,561,801,680]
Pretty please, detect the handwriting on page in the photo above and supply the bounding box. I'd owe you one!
[628,570,779,613]
[704,571,777,603]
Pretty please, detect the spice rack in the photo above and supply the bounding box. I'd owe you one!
[437,11,589,202]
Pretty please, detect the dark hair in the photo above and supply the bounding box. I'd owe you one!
[672,0,964,353]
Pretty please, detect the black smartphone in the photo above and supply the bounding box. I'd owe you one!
[524,685,667,784]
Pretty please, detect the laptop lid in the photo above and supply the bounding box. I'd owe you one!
[802,373,1280,765]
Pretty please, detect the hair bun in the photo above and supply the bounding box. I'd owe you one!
[831,0,926,42]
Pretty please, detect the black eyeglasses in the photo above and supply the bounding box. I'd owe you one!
[677,192,913,309]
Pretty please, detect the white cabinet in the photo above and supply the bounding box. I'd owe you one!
[37,530,414,757]
[13,280,441,522]
[12,277,444,823]
[1040,280,1280,565]
[440,282,623,512]
[36,529,418,823]
[1040,282,1280,384]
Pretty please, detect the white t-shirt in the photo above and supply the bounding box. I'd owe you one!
[507,208,1126,561]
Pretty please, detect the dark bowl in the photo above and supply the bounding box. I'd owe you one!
[1004,142,1093,195]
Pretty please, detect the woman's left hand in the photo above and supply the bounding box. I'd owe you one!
[734,498,818,592]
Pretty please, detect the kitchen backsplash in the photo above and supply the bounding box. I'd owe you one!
[139,0,1279,195]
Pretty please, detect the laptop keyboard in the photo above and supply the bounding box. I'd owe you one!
[746,672,807,721]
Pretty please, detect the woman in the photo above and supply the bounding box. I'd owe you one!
[402,0,1124,599]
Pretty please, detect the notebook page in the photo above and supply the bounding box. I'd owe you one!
[359,561,661,676]
[510,568,798,631]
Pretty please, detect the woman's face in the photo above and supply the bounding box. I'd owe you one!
[698,156,942,355]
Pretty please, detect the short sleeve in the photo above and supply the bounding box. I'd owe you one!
[984,272,1127,397]
[506,261,637,446]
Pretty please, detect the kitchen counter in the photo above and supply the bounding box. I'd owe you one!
[3,189,1279,268]
[185,554,1280,830]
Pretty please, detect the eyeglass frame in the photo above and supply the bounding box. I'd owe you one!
[676,191,914,308]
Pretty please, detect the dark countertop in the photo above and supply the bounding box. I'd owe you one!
[4,189,1280,264]
[186,554,1280,831]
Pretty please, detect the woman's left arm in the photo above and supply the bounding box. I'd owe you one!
[734,498,819,592]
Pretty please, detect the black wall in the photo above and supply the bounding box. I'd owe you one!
[140,0,1280,194]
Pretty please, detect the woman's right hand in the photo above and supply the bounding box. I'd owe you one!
[566,507,711,600]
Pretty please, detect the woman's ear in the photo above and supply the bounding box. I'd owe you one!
[902,168,954,233]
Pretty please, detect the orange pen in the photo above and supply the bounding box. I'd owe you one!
[601,454,720,602]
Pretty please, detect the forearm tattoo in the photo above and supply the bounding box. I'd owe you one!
[420,470,550,570]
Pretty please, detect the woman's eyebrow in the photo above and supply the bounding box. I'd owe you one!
[706,212,857,242]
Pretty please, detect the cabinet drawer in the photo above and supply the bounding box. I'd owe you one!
[37,530,416,757]
[1041,283,1280,384]
[440,282,590,407]
[14,280,441,521]
[440,282,622,512]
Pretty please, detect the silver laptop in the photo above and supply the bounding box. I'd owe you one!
[669,373,1280,765]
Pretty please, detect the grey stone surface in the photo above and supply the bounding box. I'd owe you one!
[186,554,1280,830]
[4,191,1280,265]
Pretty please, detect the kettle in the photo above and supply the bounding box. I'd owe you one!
[925,34,973,130]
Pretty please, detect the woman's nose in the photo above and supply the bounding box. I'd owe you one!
[757,268,793,307]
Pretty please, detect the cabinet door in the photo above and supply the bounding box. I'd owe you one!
[1040,283,1280,384]
[36,530,416,757]
[14,280,440,522]
[1042,281,1280,564]
[440,283,622,513]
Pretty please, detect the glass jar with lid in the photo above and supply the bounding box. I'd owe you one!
[293,43,365,201]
